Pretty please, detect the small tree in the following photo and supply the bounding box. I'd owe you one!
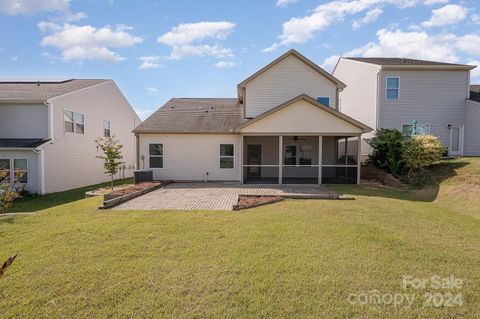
[95,135,124,190]
[401,134,445,182]
[367,128,405,176]
[0,164,24,212]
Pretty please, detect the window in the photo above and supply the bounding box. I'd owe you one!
[149,144,163,168]
[220,144,234,168]
[75,113,85,134]
[402,124,430,136]
[299,145,313,165]
[104,120,111,137]
[64,111,74,133]
[0,159,10,183]
[14,159,28,183]
[284,145,297,165]
[386,77,399,100]
[316,96,330,107]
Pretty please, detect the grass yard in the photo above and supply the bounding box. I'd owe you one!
[1,158,480,318]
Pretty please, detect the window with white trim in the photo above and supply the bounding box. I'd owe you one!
[402,124,430,136]
[64,110,74,133]
[386,77,399,100]
[104,120,111,137]
[75,113,85,134]
[220,144,234,168]
[149,144,163,168]
[14,159,28,183]
[0,159,10,183]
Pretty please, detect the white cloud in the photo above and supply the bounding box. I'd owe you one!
[321,54,340,72]
[39,23,143,62]
[0,0,69,15]
[264,0,461,51]
[421,4,467,28]
[157,21,235,60]
[214,60,237,68]
[472,14,480,24]
[352,7,383,29]
[468,61,480,81]
[146,87,158,94]
[423,0,449,4]
[276,0,298,8]
[139,56,162,69]
[323,28,480,73]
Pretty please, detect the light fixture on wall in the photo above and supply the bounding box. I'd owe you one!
[447,124,452,129]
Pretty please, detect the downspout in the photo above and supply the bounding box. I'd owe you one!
[45,100,54,143]
[33,148,46,195]
[134,133,140,170]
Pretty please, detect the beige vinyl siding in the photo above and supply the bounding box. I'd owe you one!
[0,150,40,193]
[139,134,241,182]
[42,81,141,193]
[0,104,48,138]
[245,54,337,118]
[465,100,480,156]
[379,70,469,149]
[333,59,379,155]
[241,99,363,134]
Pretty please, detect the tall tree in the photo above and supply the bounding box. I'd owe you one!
[95,135,124,190]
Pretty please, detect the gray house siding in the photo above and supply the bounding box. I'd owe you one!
[379,70,469,151]
[465,100,480,156]
[0,104,48,138]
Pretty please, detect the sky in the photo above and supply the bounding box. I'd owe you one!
[1,0,479,119]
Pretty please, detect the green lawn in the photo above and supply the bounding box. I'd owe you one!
[1,158,479,318]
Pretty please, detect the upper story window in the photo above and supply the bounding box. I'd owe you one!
[149,144,163,168]
[104,120,111,137]
[220,144,234,168]
[64,110,85,134]
[64,111,74,133]
[316,97,330,107]
[386,77,399,100]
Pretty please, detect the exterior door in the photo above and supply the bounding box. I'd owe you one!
[247,144,262,179]
[449,125,463,156]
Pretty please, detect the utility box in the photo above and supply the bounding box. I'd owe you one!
[134,169,153,184]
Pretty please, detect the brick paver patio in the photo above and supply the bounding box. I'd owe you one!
[113,183,339,211]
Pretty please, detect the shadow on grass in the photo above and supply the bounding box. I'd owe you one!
[329,160,470,203]
[5,178,133,213]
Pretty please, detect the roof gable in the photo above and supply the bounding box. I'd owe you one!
[238,50,346,90]
[236,94,372,134]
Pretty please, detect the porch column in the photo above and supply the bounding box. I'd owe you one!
[240,135,244,184]
[278,135,283,184]
[357,135,362,185]
[318,136,323,184]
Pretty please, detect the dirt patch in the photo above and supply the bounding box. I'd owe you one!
[234,195,283,211]
[361,165,407,189]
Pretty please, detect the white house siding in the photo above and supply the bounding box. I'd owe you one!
[465,100,480,156]
[333,59,379,156]
[0,104,48,138]
[241,99,363,135]
[245,55,337,118]
[42,81,141,193]
[0,150,40,193]
[379,70,469,151]
[139,134,241,182]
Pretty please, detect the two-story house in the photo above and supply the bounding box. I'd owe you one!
[0,79,141,194]
[333,57,479,157]
[134,50,372,185]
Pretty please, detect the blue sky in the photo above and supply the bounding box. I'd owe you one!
[1,0,479,119]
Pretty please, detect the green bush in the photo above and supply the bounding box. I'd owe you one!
[367,129,405,176]
[401,134,446,182]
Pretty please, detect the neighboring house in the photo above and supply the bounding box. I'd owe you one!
[333,57,479,157]
[466,85,480,156]
[0,79,141,194]
[134,50,372,185]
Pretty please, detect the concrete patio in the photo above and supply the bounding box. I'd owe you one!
[113,183,340,211]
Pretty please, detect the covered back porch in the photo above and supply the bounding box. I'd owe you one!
[241,135,360,184]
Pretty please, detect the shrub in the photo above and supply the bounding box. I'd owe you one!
[367,129,405,176]
[401,134,446,182]
[0,168,24,212]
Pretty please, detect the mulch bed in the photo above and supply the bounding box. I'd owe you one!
[234,195,283,211]
[108,182,161,197]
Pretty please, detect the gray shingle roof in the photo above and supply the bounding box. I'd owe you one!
[345,57,472,67]
[470,85,480,102]
[0,79,108,103]
[0,139,51,148]
[133,98,246,133]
